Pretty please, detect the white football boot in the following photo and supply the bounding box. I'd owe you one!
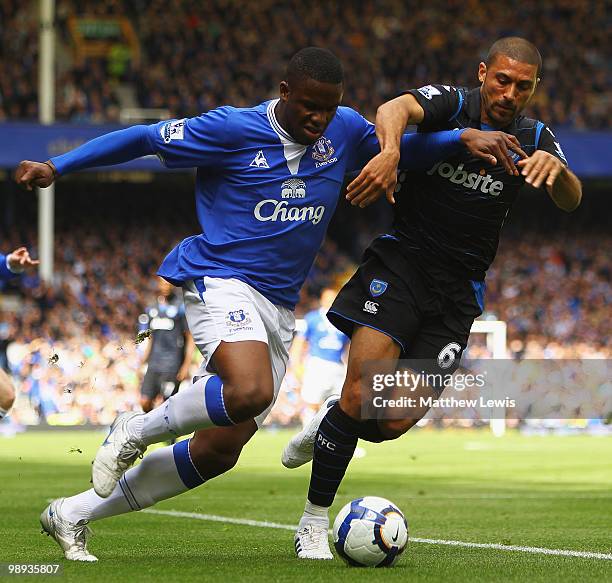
[40,498,98,562]
[92,411,146,498]
[282,396,338,469]
[294,523,333,560]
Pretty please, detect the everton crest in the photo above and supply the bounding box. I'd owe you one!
[312,137,335,162]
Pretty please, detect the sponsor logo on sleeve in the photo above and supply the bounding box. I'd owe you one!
[417,85,442,100]
[160,119,186,144]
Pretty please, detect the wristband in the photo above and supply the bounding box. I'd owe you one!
[44,160,57,177]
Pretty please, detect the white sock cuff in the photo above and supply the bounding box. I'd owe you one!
[304,500,330,518]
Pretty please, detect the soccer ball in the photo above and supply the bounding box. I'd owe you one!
[332,496,409,567]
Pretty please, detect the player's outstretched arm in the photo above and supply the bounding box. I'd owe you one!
[15,125,154,189]
[346,94,425,206]
[345,127,527,208]
[0,247,39,281]
[518,151,582,211]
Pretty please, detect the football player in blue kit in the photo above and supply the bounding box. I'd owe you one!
[289,287,349,427]
[0,247,38,423]
[16,47,525,561]
[283,38,582,560]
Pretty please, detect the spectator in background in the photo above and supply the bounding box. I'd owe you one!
[1,1,609,129]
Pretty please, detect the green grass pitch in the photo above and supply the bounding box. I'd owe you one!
[1,429,611,582]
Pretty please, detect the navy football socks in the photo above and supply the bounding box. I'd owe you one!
[307,402,361,507]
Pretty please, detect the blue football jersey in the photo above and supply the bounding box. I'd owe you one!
[147,100,449,309]
[303,309,349,363]
[147,100,383,309]
[0,254,14,281]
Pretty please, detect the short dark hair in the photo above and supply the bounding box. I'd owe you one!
[286,47,344,86]
[486,37,542,77]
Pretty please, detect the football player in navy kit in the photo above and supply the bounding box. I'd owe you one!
[284,38,582,559]
[19,48,528,561]
[139,277,194,413]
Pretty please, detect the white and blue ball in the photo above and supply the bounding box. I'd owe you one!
[332,496,408,567]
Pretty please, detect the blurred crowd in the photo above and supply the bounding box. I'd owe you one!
[0,0,610,429]
[1,0,609,129]
[1,207,610,430]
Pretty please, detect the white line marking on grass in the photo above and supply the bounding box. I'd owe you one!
[145,509,295,532]
[408,494,612,500]
[143,509,612,561]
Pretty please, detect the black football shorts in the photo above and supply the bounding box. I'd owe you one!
[327,236,484,374]
[140,369,180,400]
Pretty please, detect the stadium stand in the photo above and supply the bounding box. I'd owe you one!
[0,1,609,428]
[0,185,609,428]
[1,0,609,128]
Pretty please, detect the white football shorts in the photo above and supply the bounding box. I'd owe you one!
[300,355,346,405]
[182,277,295,426]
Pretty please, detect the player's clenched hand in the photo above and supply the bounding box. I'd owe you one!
[7,247,39,272]
[517,150,565,190]
[14,160,57,190]
[460,129,527,176]
[346,150,400,207]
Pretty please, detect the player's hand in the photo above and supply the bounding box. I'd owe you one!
[460,129,527,176]
[346,150,400,207]
[517,150,565,190]
[14,160,57,190]
[7,247,39,272]
[176,365,190,382]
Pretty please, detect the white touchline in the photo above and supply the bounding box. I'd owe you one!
[143,509,612,561]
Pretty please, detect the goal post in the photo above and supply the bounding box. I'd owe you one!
[470,319,508,436]
[293,318,509,435]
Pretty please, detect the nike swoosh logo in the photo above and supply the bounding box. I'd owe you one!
[102,424,117,446]
[392,526,399,542]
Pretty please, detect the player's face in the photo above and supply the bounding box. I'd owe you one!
[279,78,343,145]
[478,55,539,127]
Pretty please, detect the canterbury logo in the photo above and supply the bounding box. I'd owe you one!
[254,200,325,225]
[427,162,504,196]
